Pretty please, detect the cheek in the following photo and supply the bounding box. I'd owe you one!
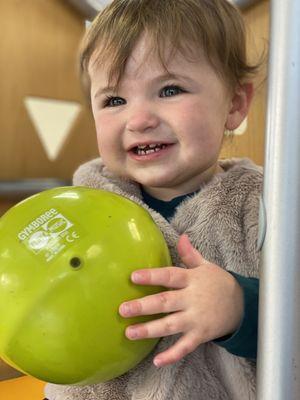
[94,115,124,162]
[94,115,115,147]
[181,101,225,152]
[181,101,211,135]
[189,98,227,135]
[94,129,110,161]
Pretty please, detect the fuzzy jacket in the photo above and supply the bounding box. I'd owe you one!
[45,157,262,400]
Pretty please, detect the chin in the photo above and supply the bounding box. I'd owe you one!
[136,178,174,190]
[113,165,175,187]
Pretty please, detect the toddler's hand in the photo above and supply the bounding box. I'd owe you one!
[119,234,243,367]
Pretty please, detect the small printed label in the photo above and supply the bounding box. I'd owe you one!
[18,209,82,263]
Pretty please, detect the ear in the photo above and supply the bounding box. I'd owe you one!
[225,83,254,131]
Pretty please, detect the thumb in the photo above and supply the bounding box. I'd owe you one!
[177,234,207,269]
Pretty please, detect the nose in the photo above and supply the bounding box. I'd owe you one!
[126,106,160,133]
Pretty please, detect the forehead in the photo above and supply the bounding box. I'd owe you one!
[88,33,204,81]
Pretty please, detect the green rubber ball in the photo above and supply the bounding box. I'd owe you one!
[0,187,171,385]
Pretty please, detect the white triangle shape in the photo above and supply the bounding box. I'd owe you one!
[24,97,81,161]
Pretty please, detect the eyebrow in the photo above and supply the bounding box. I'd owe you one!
[94,85,117,98]
[93,73,194,99]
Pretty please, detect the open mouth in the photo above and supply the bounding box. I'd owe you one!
[131,143,169,156]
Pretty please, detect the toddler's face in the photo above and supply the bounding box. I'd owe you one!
[89,34,239,200]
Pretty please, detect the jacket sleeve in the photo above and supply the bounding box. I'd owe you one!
[213,272,259,360]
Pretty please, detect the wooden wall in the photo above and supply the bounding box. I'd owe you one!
[0,0,98,181]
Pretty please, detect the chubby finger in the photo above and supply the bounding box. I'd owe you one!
[119,289,185,317]
[153,331,200,367]
[125,311,187,340]
[131,266,189,289]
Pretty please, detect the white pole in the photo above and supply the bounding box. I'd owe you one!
[256,0,300,399]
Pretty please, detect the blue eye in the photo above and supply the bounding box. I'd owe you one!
[160,85,184,98]
[103,96,125,107]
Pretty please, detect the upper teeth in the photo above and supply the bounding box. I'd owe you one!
[138,144,159,149]
[135,143,167,155]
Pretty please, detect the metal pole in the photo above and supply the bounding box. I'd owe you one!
[256,0,300,399]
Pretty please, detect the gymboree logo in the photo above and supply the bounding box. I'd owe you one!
[18,209,73,252]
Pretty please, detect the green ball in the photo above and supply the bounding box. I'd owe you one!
[0,187,171,385]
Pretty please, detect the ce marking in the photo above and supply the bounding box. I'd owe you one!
[66,231,80,243]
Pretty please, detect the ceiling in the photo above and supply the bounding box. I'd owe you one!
[67,0,262,20]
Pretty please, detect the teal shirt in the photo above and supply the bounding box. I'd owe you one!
[141,187,258,360]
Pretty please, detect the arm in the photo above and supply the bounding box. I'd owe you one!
[0,358,24,381]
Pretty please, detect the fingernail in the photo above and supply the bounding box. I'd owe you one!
[120,303,130,316]
[153,357,162,367]
[131,271,143,283]
[126,327,138,339]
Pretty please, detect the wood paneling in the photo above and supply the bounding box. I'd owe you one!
[0,0,98,180]
[221,0,269,166]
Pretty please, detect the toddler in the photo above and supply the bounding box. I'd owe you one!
[48,0,261,398]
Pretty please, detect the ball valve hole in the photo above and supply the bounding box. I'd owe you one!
[70,257,82,269]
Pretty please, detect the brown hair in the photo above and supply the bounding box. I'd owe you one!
[79,0,261,98]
